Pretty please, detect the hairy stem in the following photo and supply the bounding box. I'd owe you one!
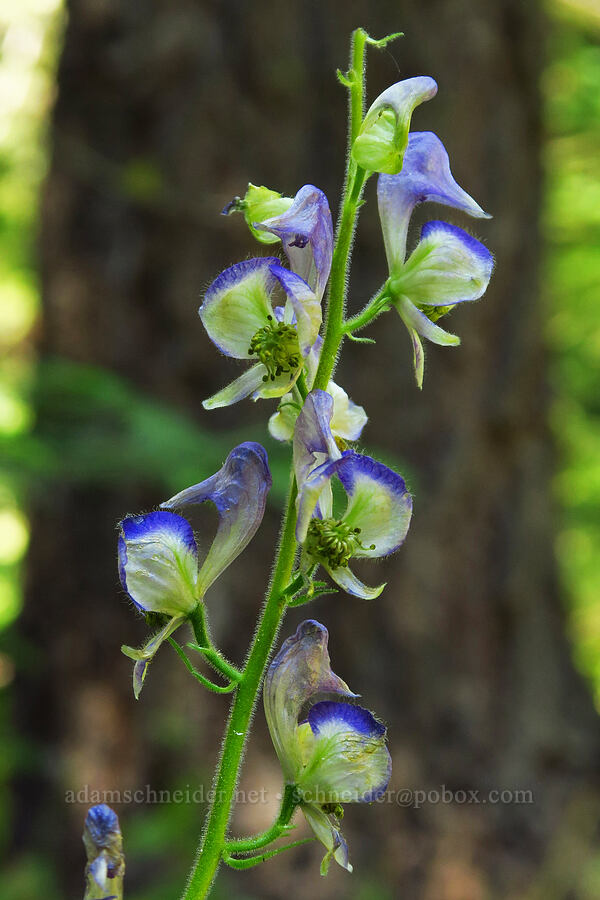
[182,27,380,899]
[182,481,299,899]
[313,28,369,391]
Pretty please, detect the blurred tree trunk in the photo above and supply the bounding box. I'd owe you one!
[13,0,600,897]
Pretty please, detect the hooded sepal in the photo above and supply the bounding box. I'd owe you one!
[254,184,334,301]
[161,442,272,596]
[263,619,357,779]
[377,131,490,272]
[352,77,438,175]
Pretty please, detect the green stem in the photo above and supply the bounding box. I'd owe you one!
[224,783,299,853]
[168,638,237,694]
[313,29,369,391]
[188,605,242,682]
[182,480,299,899]
[222,838,315,870]
[342,284,391,335]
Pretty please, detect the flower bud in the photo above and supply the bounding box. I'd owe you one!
[352,76,437,174]
[222,183,293,244]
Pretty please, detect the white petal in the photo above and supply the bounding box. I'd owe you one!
[199,258,277,359]
[203,364,268,409]
[326,564,386,600]
[398,297,460,346]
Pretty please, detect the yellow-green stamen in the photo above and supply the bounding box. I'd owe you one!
[248,316,301,382]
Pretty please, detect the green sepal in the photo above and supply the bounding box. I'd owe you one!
[224,183,294,244]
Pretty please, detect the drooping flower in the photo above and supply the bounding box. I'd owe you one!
[119,442,271,697]
[352,76,438,174]
[293,391,412,599]
[377,131,494,387]
[268,336,368,445]
[199,257,321,409]
[264,619,391,874]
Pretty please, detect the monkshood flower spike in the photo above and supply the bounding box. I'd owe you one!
[111,27,495,898]
[119,442,271,697]
[200,257,321,409]
[294,391,412,599]
[264,619,391,875]
[377,131,494,387]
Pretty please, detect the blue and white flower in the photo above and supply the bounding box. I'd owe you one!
[293,391,412,599]
[264,619,391,874]
[119,442,271,697]
[352,76,438,174]
[200,257,322,409]
[377,131,494,387]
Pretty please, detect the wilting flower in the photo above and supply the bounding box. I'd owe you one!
[83,804,124,900]
[119,442,271,697]
[377,131,493,386]
[200,257,321,409]
[293,391,412,599]
[264,619,391,874]
[268,336,367,444]
[352,76,438,174]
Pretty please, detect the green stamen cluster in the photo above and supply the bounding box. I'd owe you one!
[305,517,372,569]
[419,303,454,322]
[248,315,301,382]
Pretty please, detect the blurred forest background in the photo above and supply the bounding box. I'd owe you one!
[1,0,600,898]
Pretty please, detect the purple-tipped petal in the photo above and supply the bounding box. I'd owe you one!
[255,185,334,301]
[199,257,279,359]
[394,220,494,307]
[293,389,341,493]
[269,264,321,357]
[161,443,271,597]
[307,699,386,739]
[337,453,413,557]
[301,700,392,804]
[118,511,198,616]
[378,131,490,272]
[263,619,357,779]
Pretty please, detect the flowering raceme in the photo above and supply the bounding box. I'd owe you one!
[110,28,494,894]
[119,442,271,696]
[376,131,494,386]
[264,620,391,874]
